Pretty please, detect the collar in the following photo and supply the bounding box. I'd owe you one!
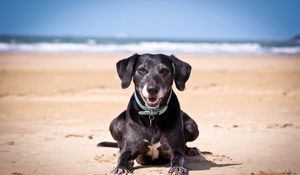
[134,90,172,116]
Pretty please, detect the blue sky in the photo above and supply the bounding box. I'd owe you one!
[0,0,299,40]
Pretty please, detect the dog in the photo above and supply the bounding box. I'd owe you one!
[98,54,200,175]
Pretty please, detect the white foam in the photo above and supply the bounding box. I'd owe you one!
[0,41,299,55]
[270,46,300,54]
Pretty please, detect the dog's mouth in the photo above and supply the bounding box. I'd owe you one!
[146,96,161,108]
[141,95,163,109]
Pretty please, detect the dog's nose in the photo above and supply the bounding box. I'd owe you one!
[147,85,159,95]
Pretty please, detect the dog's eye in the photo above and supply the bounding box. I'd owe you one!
[159,68,170,75]
[137,67,148,74]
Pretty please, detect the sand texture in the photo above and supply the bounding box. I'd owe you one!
[0,53,299,175]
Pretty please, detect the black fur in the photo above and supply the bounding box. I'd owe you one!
[99,54,199,175]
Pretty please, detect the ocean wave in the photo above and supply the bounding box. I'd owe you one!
[0,41,299,55]
[270,46,300,54]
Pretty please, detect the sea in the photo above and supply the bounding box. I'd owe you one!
[0,35,300,55]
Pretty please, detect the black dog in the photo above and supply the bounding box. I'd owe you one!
[98,54,199,175]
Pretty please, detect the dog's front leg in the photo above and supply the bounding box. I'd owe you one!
[112,149,137,175]
[168,150,187,175]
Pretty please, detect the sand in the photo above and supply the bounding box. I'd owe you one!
[0,52,299,175]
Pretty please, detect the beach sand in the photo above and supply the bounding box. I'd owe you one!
[0,53,299,175]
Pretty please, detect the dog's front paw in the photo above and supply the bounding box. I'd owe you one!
[168,166,187,175]
[111,167,131,175]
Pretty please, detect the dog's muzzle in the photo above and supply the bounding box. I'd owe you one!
[140,84,165,108]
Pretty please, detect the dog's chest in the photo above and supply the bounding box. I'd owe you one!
[143,139,161,160]
[139,126,169,160]
[147,141,161,160]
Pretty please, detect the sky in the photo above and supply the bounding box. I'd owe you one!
[0,0,300,40]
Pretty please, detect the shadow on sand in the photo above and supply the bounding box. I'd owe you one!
[134,152,241,172]
[186,153,241,171]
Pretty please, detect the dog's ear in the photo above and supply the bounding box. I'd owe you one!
[169,55,192,91]
[116,53,139,89]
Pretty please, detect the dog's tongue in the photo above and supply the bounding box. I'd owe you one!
[148,97,157,103]
[146,97,160,108]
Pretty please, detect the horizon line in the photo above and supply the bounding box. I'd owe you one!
[0,33,298,42]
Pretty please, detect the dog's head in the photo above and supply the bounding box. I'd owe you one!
[116,54,191,108]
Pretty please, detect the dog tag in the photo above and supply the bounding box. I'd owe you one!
[149,115,155,127]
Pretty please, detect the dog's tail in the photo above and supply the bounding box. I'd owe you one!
[97,141,118,148]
